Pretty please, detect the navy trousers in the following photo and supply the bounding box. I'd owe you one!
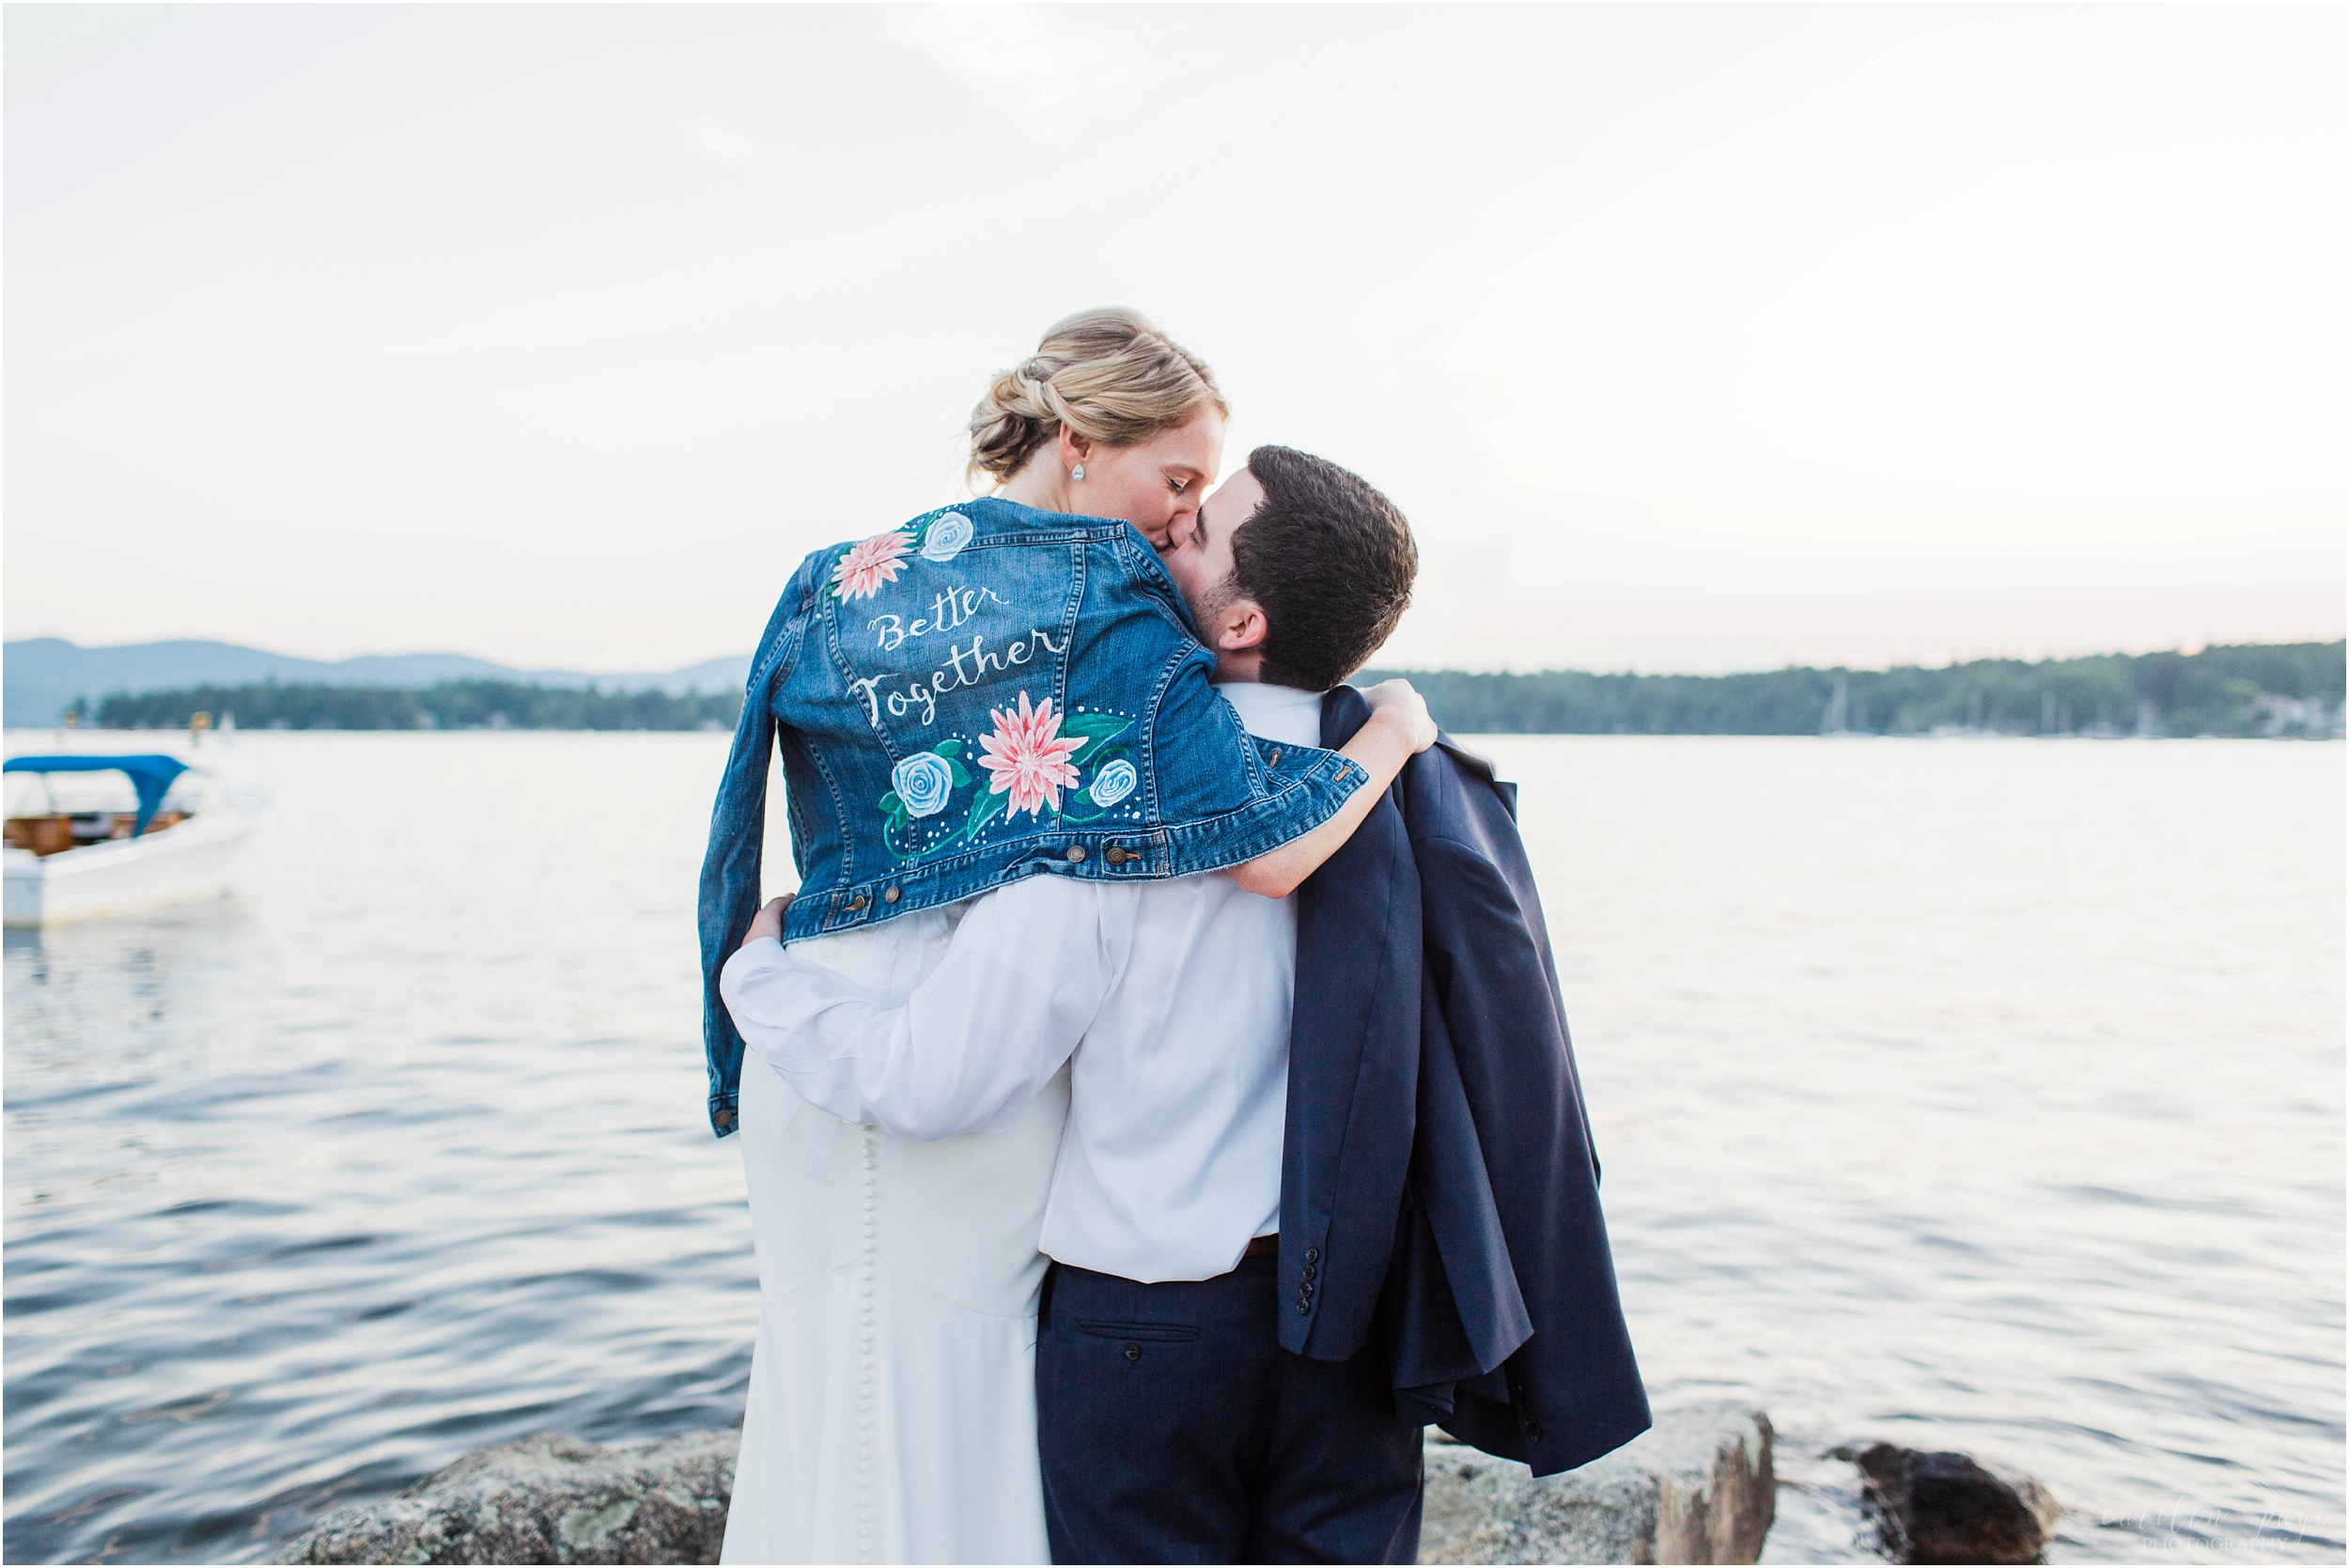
[1035,1256,1424,1565]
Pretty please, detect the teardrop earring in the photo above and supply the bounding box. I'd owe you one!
[1071,463,1085,482]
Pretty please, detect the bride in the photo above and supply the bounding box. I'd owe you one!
[716,311,1245,1564]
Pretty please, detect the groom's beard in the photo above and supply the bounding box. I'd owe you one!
[1184,570,1242,644]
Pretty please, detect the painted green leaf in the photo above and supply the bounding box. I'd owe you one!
[933,738,963,758]
[1060,712,1131,758]
[964,784,1006,838]
[946,758,971,786]
[879,790,903,815]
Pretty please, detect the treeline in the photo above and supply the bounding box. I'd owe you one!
[79,643,2348,738]
[91,680,743,732]
[1362,642,2345,738]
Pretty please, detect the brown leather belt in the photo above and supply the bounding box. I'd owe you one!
[1243,1234,1280,1260]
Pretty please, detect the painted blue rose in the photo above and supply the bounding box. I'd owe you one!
[1088,758,1138,808]
[922,510,975,564]
[893,752,957,818]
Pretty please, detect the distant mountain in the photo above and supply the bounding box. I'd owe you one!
[3,638,753,726]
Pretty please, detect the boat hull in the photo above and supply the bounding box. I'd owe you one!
[4,807,263,927]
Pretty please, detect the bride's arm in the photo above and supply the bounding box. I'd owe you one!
[1228,679,1437,900]
[721,876,1130,1140]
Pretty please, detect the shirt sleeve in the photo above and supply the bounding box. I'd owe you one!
[719,874,1130,1140]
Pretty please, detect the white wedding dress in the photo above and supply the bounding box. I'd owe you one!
[720,910,1067,1565]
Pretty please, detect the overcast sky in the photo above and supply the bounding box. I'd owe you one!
[6,4,2341,675]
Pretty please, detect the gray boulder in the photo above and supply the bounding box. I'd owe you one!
[1422,1402,1775,1564]
[280,1407,1776,1565]
[1830,1442,2060,1565]
[280,1429,735,1565]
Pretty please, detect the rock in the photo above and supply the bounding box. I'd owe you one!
[1829,1442,2061,1565]
[281,1409,1776,1566]
[1421,1402,1775,1564]
[279,1429,736,1565]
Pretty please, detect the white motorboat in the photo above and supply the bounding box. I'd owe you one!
[4,753,266,927]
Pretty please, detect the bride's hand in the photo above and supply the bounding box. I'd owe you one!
[742,895,792,948]
[1361,678,1438,754]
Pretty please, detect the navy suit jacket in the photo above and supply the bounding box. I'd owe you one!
[1273,686,1651,1477]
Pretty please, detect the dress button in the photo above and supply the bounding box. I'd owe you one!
[1065,845,1087,863]
[883,886,901,904]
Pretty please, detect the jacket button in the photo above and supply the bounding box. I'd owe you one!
[1104,846,1129,865]
[1304,1247,1320,1263]
[1297,1299,1312,1314]
[1300,1264,1316,1281]
[714,1109,735,1128]
[1122,1343,1142,1364]
[882,886,901,904]
[846,893,868,911]
[1267,748,1283,768]
[1065,846,1087,863]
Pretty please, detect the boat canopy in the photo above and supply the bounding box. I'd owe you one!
[4,754,191,836]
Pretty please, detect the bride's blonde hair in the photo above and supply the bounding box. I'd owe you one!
[967,308,1228,485]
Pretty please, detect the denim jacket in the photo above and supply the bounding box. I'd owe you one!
[696,495,1366,1136]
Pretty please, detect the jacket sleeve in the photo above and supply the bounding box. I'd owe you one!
[695,553,823,1138]
[1408,745,1652,1475]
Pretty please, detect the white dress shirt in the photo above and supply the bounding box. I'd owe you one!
[721,680,1327,1283]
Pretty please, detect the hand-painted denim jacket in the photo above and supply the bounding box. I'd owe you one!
[695,495,1366,1136]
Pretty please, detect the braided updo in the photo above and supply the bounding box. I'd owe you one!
[967,308,1228,485]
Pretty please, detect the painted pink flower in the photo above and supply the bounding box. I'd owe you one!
[832,530,911,600]
[977,691,1084,818]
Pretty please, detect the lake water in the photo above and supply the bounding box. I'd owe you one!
[4,732,2341,1563]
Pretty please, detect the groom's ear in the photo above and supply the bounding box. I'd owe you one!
[1211,595,1269,655]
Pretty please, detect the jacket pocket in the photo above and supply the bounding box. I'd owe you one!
[1075,1319,1200,1343]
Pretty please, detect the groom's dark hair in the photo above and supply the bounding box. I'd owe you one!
[1231,446,1418,691]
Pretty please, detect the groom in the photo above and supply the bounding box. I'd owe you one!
[734,446,1647,1562]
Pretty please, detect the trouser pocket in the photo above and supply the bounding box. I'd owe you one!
[1078,1318,1201,1363]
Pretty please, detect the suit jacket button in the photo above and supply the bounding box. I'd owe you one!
[1122,1343,1142,1364]
[1304,1247,1320,1263]
[1297,1300,1312,1314]
[1300,1264,1316,1281]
